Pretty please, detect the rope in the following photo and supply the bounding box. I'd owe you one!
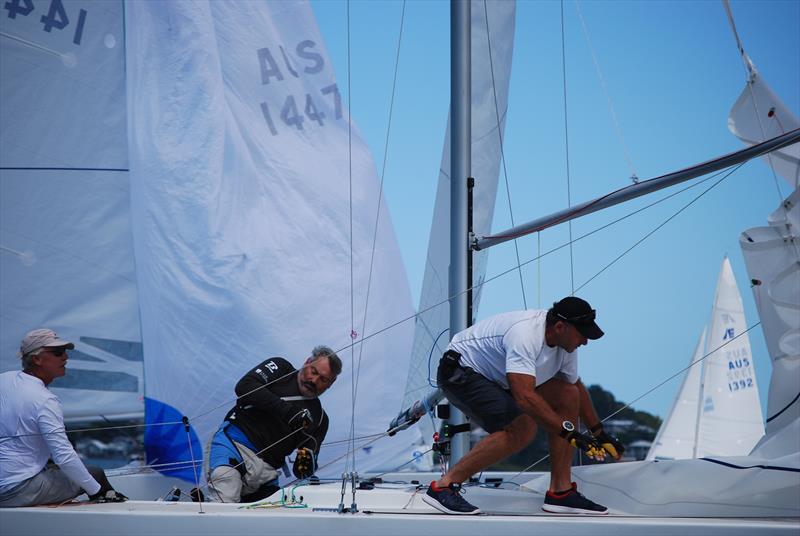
[482,0,527,310]
[350,0,407,474]
[574,163,740,293]
[0,163,738,445]
[505,321,763,483]
[346,0,356,477]
[560,0,576,294]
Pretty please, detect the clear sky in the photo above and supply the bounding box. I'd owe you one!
[311,0,800,421]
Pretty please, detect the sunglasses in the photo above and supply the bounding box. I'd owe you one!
[556,310,596,323]
[42,348,67,357]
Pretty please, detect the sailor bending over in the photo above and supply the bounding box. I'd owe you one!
[205,346,341,502]
[0,329,126,507]
[423,297,624,515]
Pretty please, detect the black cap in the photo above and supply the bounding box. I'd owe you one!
[552,297,604,340]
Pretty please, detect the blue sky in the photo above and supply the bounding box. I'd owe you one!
[311,0,800,420]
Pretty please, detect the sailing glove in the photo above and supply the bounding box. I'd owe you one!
[563,430,606,461]
[287,408,313,431]
[293,447,314,479]
[593,429,625,460]
[89,489,128,503]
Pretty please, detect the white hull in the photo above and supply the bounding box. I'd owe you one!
[2,469,798,535]
[2,480,797,536]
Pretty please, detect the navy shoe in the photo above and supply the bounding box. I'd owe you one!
[542,482,608,515]
[422,481,481,515]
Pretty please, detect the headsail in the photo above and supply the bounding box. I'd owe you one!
[126,0,415,480]
[401,0,516,444]
[740,187,800,458]
[0,0,143,421]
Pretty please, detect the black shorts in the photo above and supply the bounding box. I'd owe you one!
[437,353,523,433]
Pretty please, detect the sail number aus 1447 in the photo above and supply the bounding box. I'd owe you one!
[260,84,342,136]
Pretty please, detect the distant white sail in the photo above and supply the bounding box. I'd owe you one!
[647,258,763,460]
[0,0,143,421]
[696,257,764,457]
[402,0,517,440]
[646,328,706,460]
[126,0,415,479]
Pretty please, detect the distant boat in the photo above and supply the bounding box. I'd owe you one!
[647,257,764,460]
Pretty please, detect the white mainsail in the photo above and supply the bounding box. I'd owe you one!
[1,0,421,479]
[125,0,415,479]
[0,0,143,421]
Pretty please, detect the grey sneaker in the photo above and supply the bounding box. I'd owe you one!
[422,482,481,515]
[542,482,607,515]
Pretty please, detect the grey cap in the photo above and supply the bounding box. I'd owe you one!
[19,328,75,357]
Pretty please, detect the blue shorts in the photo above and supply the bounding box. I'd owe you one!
[208,423,256,471]
[437,354,523,433]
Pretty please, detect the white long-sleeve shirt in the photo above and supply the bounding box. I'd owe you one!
[0,371,100,495]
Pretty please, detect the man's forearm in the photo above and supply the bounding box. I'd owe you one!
[576,380,602,431]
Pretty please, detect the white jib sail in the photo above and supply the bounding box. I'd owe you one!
[646,327,706,460]
[401,0,516,445]
[0,0,143,421]
[126,0,415,479]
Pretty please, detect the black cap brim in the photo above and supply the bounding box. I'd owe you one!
[574,321,604,340]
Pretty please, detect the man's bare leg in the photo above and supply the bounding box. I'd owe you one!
[537,378,579,492]
[435,413,536,488]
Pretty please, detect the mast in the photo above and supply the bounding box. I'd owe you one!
[448,0,471,464]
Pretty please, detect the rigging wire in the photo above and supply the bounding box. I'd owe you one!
[574,0,639,183]
[350,0,407,465]
[346,0,357,477]
[505,321,763,483]
[0,163,737,445]
[722,0,787,201]
[483,0,527,310]
[559,0,576,295]
[574,163,742,293]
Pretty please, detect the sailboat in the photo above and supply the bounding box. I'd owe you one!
[647,257,764,461]
[1,0,798,534]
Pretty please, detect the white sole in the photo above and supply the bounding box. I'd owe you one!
[422,493,482,515]
[542,504,608,515]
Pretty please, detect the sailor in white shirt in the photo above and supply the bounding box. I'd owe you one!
[0,329,125,507]
[422,297,625,516]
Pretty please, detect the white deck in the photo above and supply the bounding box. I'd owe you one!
[2,479,798,536]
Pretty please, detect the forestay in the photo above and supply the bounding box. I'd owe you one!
[125,0,414,480]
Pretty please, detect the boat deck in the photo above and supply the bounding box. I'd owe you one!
[2,481,798,536]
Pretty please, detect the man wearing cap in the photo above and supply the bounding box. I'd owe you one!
[0,329,126,507]
[422,297,625,516]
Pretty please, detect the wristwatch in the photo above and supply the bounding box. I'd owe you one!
[559,420,575,438]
